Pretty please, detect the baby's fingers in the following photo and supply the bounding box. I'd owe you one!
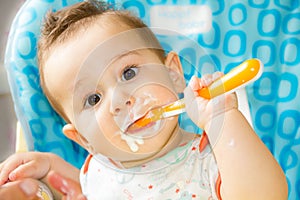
[212,71,224,81]
[201,71,224,87]
[187,72,223,95]
[7,161,42,181]
[0,153,49,185]
[185,76,199,99]
[0,167,11,185]
[0,154,25,185]
[188,76,201,91]
[0,162,35,185]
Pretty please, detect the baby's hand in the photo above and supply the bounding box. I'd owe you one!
[0,152,52,186]
[183,72,238,130]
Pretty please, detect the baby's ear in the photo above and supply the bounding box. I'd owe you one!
[164,52,186,93]
[63,124,86,148]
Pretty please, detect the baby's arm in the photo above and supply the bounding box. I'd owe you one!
[184,73,288,200]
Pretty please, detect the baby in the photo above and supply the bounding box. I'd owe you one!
[0,1,287,199]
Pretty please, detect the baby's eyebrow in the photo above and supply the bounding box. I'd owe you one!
[73,78,91,93]
[114,50,141,60]
[73,49,141,89]
[73,51,142,90]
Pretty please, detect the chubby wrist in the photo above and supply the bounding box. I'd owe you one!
[203,107,239,132]
[203,108,241,148]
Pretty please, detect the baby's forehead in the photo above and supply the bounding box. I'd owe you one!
[81,28,161,65]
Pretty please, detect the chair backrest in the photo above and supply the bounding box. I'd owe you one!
[5,1,300,199]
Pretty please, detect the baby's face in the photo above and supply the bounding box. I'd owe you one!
[43,22,184,163]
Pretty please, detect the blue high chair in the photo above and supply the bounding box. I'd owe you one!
[5,0,300,199]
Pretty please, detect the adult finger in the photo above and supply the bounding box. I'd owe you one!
[48,171,86,200]
[0,179,40,200]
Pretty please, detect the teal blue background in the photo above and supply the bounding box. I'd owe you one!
[5,0,300,199]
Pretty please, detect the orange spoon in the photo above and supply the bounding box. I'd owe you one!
[127,59,263,131]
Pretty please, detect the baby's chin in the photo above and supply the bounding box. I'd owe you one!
[92,148,161,169]
[92,118,180,165]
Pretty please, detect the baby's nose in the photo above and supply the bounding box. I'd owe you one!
[125,99,132,106]
[111,96,135,115]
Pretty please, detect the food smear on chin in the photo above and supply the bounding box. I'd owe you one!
[119,131,144,152]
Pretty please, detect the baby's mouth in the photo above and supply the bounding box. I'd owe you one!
[126,120,156,134]
[124,106,162,136]
[124,109,152,133]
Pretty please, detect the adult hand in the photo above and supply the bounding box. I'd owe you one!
[48,171,86,200]
[0,178,40,200]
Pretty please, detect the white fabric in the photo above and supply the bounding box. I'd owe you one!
[80,137,220,199]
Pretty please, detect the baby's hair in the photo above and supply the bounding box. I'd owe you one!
[37,0,165,122]
[39,1,108,66]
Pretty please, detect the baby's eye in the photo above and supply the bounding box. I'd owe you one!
[85,93,102,107]
[122,66,138,81]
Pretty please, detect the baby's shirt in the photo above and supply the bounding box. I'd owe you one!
[80,133,222,199]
